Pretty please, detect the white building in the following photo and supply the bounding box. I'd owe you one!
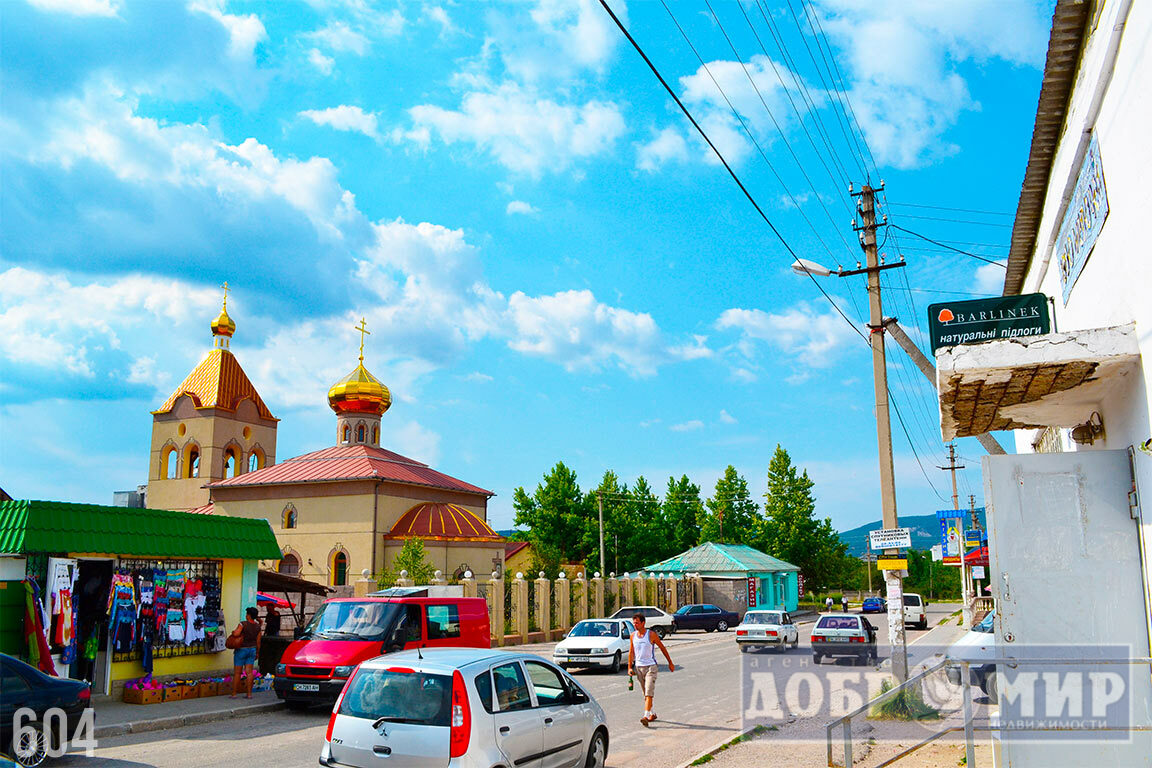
[933,0,1151,764]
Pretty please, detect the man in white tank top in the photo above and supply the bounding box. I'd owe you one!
[628,613,675,726]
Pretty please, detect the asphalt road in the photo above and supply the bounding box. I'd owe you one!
[57,603,963,768]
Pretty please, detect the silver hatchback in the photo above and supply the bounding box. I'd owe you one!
[319,648,609,768]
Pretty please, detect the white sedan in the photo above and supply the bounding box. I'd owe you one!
[554,618,631,672]
[734,609,800,652]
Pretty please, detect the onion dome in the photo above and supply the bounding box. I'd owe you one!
[211,282,236,338]
[327,363,391,415]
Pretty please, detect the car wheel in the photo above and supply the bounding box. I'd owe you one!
[717,620,729,632]
[13,725,48,768]
[740,644,749,653]
[813,653,822,664]
[983,668,999,704]
[585,729,608,768]
[791,637,799,650]
[653,626,666,640]
[610,651,621,673]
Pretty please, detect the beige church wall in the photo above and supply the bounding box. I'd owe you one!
[382,541,506,581]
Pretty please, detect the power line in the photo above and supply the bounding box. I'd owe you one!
[597,0,865,340]
[887,202,1012,217]
[892,225,1008,267]
[896,213,1012,228]
[889,389,949,503]
[903,287,998,297]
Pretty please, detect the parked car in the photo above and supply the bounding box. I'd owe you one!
[672,604,740,633]
[319,648,609,768]
[946,611,998,701]
[902,593,928,629]
[734,610,799,652]
[1,653,92,768]
[861,597,885,614]
[810,614,878,665]
[276,596,489,709]
[608,606,675,638]
[554,619,631,673]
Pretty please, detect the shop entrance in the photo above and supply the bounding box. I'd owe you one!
[74,559,113,695]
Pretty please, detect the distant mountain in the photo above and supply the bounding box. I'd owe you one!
[838,510,987,557]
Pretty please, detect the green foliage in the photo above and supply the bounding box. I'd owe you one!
[700,465,759,545]
[376,536,436,587]
[902,550,962,600]
[868,678,941,721]
[664,475,703,553]
[513,462,594,566]
[757,445,855,592]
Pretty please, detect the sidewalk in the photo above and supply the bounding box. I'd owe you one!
[93,690,283,739]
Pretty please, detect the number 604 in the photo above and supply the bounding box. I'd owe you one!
[13,707,96,762]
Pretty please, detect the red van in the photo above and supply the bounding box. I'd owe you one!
[273,595,490,707]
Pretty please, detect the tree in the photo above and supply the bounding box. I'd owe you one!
[758,444,852,592]
[513,462,594,568]
[377,536,436,587]
[700,466,760,545]
[663,475,703,555]
[618,476,665,572]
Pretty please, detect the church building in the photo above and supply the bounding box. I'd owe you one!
[151,293,503,586]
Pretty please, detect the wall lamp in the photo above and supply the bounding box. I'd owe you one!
[1070,412,1105,445]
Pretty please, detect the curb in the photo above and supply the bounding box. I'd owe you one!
[94,701,284,739]
[673,725,759,768]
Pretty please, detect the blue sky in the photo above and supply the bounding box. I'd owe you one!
[0,0,1053,532]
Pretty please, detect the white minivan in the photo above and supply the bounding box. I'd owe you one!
[902,593,927,629]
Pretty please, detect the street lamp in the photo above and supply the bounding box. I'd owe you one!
[790,258,838,277]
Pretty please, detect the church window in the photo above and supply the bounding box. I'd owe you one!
[224,448,237,478]
[163,447,178,479]
[185,445,200,479]
[357,425,365,443]
[283,504,297,529]
[248,448,265,472]
[279,553,300,575]
[372,425,378,445]
[332,551,348,586]
[343,425,351,443]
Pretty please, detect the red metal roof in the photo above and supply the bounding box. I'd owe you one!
[505,541,530,559]
[385,502,503,542]
[208,445,493,497]
[186,502,216,515]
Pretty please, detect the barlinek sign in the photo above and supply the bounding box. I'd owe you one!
[927,293,1050,353]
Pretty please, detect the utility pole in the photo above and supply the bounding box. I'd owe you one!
[939,444,972,624]
[849,181,909,682]
[597,491,606,578]
[864,551,873,594]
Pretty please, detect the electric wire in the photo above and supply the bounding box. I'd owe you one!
[703,0,856,254]
[892,225,1008,267]
[889,389,949,503]
[596,0,866,343]
[896,214,1011,228]
[888,202,1012,217]
[657,0,856,275]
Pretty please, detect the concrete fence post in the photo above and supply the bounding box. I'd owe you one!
[592,575,605,618]
[556,573,571,635]
[511,573,528,643]
[665,576,678,613]
[354,569,375,598]
[634,576,645,606]
[487,572,504,647]
[431,570,447,587]
[574,572,588,622]
[606,575,619,614]
[534,573,551,641]
[461,572,477,598]
[396,569,414,588]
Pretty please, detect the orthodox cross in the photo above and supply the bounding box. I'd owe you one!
[355,317,370,362]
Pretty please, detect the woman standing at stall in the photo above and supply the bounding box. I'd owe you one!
[230,606,262,699]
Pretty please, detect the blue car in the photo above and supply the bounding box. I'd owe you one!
[861,597,886,614]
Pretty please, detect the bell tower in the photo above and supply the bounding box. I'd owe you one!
[146,284,278,510]
[327,318,391,447]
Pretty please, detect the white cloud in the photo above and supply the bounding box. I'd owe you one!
[974,260,1007,295]
[27,0,119,16]
[716,303,861,368]
[719,409,737,424]
[424,6,454,36]
[308,48,335,75]
[815,0,1049,168]
[463,372,494,383]
[506,200,539,215]
[300,105,380,140]
[636,127,688,172]
[389,420,442,466]
[671,420,704,432]
[306,21,371,55]
[188,0,267,60]
[406,83,626,176]
[499,0,626,82]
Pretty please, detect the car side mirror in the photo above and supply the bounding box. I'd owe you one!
[293,627,304,640]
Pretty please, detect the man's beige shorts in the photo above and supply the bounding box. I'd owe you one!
[636,664,658,696]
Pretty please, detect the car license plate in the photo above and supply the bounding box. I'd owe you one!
[827,637,849,643]
[568,656,591,663]
[293,683,320,692]
[750,631,764,637]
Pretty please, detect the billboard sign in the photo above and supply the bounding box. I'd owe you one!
[928,293,1050,352]
[868,527,912,551]
[1057,134,1109,304]
[937,510,964,565]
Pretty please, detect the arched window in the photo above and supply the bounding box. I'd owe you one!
[224,448,237,478]
[282,504,297,529]
[357,425,365,443]
[163,447,178,479]
[332,551,348,586]
[248,448,265,473]
[371,425,378,445]
[343,425,351,443]
[278,553,300,575]
[185,445,200,479]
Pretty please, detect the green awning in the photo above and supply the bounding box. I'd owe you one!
[0,500,281,561]
[641,542,800,577]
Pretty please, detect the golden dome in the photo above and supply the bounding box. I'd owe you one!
[328,363,391,415]
[211,306,236,337]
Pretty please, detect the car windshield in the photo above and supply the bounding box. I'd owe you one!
[302,601,401,642]
[973,612,995,634]
[743,612,782,625]
[611,608,640,618]
[569,621,618,638]
[816,617,860,630]
[339,668,451,726]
